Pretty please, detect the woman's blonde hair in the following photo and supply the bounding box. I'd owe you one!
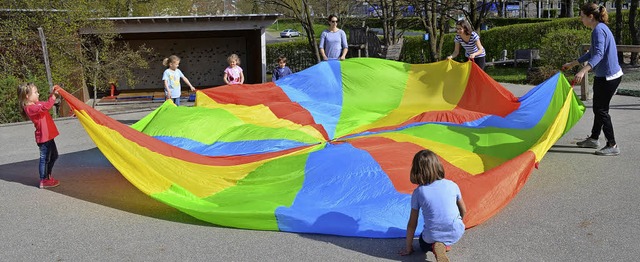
[409,149,445,185]
[227,54,240,65]
[162,55,180,67]
[581,2,609,24]
[17,82,37,118]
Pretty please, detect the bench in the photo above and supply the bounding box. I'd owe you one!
[347,26,385,58]
[384,37,404,61]
[513,49,540,68]
[347,26,369,58]
[486,49,540,68]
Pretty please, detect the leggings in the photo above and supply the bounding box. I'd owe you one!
[467,56,486,70]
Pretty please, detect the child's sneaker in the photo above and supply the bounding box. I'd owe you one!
[48,175,59,185]
[595,144,620,156]
[576,137,599,148]
[39,178,60,189]
[432,242,449,262]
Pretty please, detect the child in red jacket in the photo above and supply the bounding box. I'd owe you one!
[18,83,61,189]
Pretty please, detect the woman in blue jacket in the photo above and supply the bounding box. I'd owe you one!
[563,2,623,156]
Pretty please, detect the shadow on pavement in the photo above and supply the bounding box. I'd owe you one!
[299,233,425,261]
[0,147,212,227]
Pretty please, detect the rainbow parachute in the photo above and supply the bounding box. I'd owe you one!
[58,58,584,238]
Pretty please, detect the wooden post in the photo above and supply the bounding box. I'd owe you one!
[579,44,640,101]
[37,28,53,91]
[38,27,56,117]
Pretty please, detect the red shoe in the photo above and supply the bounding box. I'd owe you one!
[39,178,60,189]
[432,242,449,262]
[48,176,59,185]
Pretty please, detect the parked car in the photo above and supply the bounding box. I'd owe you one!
[280,29,300,38]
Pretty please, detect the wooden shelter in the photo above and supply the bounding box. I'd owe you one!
[80,14,279,91]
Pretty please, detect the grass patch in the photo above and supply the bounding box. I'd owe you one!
[485,66,529,84]
[267,21,329,39]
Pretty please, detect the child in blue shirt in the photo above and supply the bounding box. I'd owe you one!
[399,149,467,261]
[162,55,196,106]
[272,55,293,81]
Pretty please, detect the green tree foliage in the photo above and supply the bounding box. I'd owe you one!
[0,0,153,124]
[97,0,194,16]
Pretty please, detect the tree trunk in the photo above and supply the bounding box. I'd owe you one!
[302,0,321,63]
[615,0,624,64]
[468,0,477,28]
[428,0,440,61]
[630,0,639,65]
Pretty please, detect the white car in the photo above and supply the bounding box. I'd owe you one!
[280,29,300,38]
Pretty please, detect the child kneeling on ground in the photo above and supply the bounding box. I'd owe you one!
[399,149,467,262]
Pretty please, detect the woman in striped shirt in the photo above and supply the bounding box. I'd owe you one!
[447,20,486,70]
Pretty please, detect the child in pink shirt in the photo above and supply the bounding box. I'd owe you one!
[223,54,244,85]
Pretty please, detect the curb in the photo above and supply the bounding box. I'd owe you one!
[618,88,640,97]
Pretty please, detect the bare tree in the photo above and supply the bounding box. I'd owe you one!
[409,0,458,62]
[629,0,639,65]
[562,0,574,17]
[265,0,321,62]
[460,0,496,31]
[367,0,407,46]
[615,0,623,63]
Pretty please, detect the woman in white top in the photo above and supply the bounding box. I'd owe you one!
[447,20,487,70]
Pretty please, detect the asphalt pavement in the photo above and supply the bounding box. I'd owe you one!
[1,83,639,261]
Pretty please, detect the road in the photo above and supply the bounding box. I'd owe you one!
[266,30,303,44]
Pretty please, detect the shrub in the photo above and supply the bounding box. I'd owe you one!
[402,34,456,63]
[526,65,558,85]
[0,74,50,124]
[485,18,553,28]
[480,17,585,62]
[266,40,317,73]
[539,28,591,69]
[0,75,23,124]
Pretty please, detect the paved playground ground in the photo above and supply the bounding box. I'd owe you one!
[1,83,639,261]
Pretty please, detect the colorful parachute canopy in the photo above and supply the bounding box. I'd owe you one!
[58,58,584,238]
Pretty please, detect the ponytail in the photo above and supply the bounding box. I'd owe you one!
[162,55,180,67]
[581,3,608,24]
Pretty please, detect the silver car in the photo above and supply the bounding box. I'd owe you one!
[280,29,300,38]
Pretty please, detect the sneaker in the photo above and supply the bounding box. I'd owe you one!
[577,137,599,148]
[432,242,449,262]
[595,144,620,156]
[39,178,60,189]
[47,175,59,185]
